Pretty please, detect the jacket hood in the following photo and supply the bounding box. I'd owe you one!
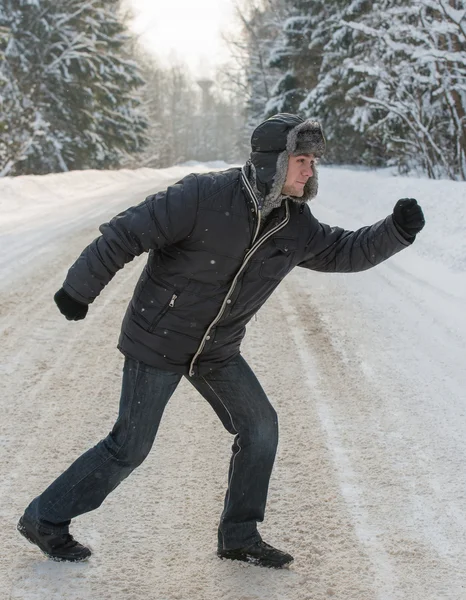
[249,113,326,213]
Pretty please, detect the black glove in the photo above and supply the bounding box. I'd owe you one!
[54,288,88,321]
[392,198,425,240]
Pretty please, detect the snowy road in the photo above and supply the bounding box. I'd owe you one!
[1,166,466,599]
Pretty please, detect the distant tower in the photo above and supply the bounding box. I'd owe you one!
[196,79,214,112]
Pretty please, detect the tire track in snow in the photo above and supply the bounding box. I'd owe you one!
[277,283,399,600]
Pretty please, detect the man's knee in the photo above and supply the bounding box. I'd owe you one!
[245,408,279,453]
[101,433,153,470]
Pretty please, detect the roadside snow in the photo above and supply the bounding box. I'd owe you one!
[0,163,233,285]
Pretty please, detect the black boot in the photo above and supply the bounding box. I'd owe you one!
[218,540,293,568]
[17,514,91,562]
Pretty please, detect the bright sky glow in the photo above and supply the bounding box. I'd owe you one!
[129,0,236,77]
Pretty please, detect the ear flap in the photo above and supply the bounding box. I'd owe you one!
[264,150,289,205]
[302,166,318,202]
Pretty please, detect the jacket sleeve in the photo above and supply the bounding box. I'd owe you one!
[298,211,411,273]
[62,173,199,304]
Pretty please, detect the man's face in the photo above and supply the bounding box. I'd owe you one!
[282,154,316,197]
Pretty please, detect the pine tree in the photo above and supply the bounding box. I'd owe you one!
[0,15,38,176]
[266,1,342,117]
[304,0,466,178]
[0,0,148,176]
[298,0,377,165]
[431,0,466,179]
[242,0,286,124]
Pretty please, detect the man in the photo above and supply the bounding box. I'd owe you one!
[18,113,425,569]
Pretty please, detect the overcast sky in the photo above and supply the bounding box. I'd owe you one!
[129,0,237,77]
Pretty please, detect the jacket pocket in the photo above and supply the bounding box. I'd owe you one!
[259,237,297,281]
[130,278,180,332]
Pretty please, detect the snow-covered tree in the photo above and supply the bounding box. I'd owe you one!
[266,1,343,117]
[140,60,199,167]
[0,0,148,177]
[296,0,378,165]
[242,0,286,125]
[221,0,286,149]
[303,0,466,179]
[431,0,466,180]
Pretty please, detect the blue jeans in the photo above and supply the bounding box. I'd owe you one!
[25,355,279,550]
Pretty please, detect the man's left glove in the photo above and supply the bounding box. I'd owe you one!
[392,198,425,240]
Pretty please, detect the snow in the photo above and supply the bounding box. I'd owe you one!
[1,163,466,599]
[317,165,466,292]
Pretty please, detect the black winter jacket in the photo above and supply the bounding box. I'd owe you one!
[63,165,411,376]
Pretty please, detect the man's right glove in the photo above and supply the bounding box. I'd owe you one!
[392,198,425,240]
[54,288,88,321]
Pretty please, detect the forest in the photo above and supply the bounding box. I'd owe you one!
[1,0,465,180]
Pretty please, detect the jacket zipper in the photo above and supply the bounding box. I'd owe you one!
[188,168,289,376]
[149,293,178,331]
[168,294,177,308]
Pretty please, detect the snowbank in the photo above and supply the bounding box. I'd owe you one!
[0,163,234,227]
[313,167,466,301]
[1,161,464,292]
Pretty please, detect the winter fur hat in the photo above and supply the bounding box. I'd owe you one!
[249,113,326,213]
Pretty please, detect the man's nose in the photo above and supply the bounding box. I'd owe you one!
[302,165,313,177]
